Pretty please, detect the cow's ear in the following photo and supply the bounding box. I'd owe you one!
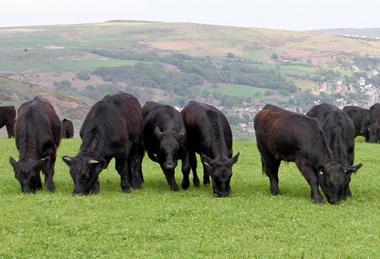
[343,163,363,175]
[154,126,163,139]
[62,156,73,166]
[230,152,240,165]
[9,157,17,168]
[200,154,213,168]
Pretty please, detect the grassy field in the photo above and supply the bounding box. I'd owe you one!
[199,83,277,98]
[0,138,379,257]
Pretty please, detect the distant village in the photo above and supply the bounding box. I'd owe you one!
[229,65,380,137]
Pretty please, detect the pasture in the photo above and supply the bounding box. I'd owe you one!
[0,138,379,257]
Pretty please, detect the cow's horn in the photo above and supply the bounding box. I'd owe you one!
[88,159,100,164]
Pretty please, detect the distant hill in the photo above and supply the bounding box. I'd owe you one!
[317,28,380,38]
[1,21,380,137]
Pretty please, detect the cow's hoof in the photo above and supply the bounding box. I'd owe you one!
[122,187,132,193]
[270,189,280,195]
[313,197,324,204]
[182,181,190,190]
[47,185,56,192]
[170,184,179,192]
[132,183,142,189]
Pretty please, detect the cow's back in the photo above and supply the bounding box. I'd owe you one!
[103,93,142,144]
[15,97,61,154]
[254,105,326,163]
[62,119,74,138]
[343,106,370,136]
[80,101,128,146]
[308,104,355,141]
[370,103,380,124]
[182,101,232,157]
[0,106,16,122]
[143,102,183,132]
[307,104,355,165]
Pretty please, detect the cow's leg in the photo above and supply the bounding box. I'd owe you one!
[261,154,281,195]
[115,157,131,193]
[139,152,144,183]
[202,162,211,186]
[6,123,14,138]
[42,155,56,192]
[161,166,179,191]
[296,158,324,204]
[345,184,352,198]
[189,151,201,186]
[128,144,144,189]
[181,153,191,190]
[364,132,370,143]
[345,149,354,199]
[34,173,43,190]
[90,181,100,194]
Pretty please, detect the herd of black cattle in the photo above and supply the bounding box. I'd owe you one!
[0,92,379,204]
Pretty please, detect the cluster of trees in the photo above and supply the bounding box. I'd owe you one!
[94,63,202,96]
[353,56,380,70]
[92,51,298,99]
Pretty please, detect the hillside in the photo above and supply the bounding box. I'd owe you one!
[317,28,380,39]
[1,21,380,137]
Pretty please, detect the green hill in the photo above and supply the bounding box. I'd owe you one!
[1,21,380,137]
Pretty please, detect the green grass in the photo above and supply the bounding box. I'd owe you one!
[199,83,277,98]
[55,60,140,72]
[0,139,379,257]
[278,64,318,77]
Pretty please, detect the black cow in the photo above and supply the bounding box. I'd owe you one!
[62,92,144,195]
[9,97,62,193]
[307,103,362,197]
[369,103,380,143]
[0,106,16,138]
[343,106,370,142]
[182,101,239,197]
[61,118,74,138]
[254,104,361,204]
[142,102,188,191]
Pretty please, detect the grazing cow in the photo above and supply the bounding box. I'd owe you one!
[0,106,16,138]
[61,118,74,138]
[343,106,370,142]
[9,97,61,193]
[254,104,362,204]
[182,101,239,197]
[369,103,380,143]
[142,102,187,191]
[307,103,362,197]
[62,92,144,195]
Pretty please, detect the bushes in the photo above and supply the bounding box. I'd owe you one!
[77,72,90,80]
[54,80,72,91]
[93,53,296,95]
[94,62,203,92]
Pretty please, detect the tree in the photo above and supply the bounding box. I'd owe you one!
[271,53,279,60]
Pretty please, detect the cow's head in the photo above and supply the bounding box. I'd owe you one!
[200,153,240,197]
[369,123,380,143]
[9,157,46,193]
[319,161,362,204]
[62,155,106,195]
[154,127,185,170]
